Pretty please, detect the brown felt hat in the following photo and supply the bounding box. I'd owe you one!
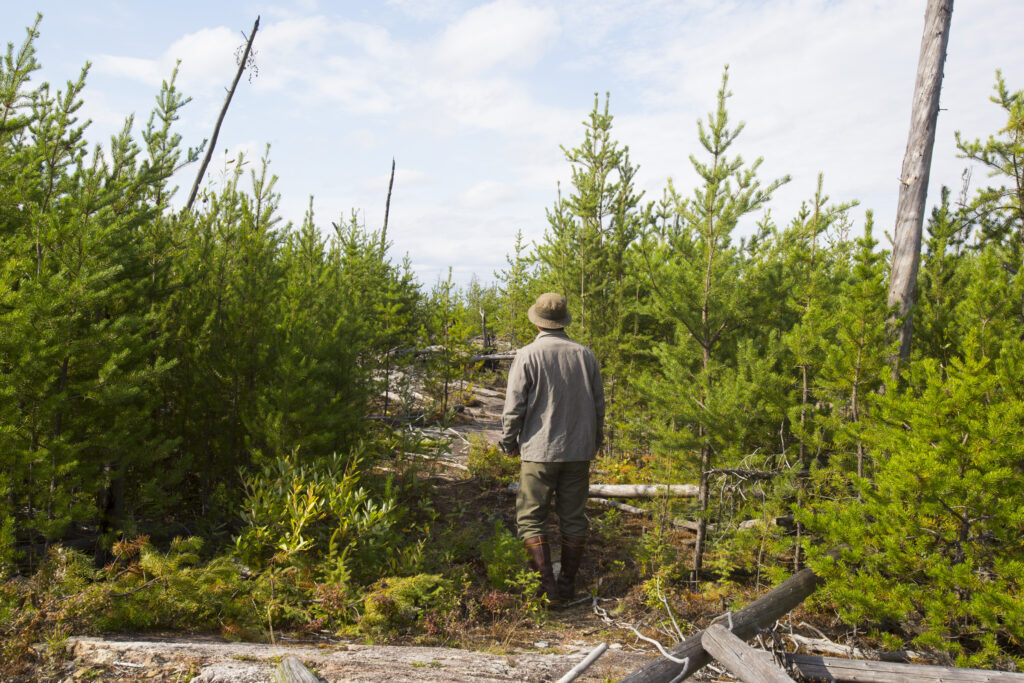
[527,293,572,329]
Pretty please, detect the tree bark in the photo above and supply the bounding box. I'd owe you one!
[888,0,953,371]
[701,625,796,683]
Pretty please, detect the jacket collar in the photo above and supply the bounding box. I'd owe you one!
[536,328,570,340]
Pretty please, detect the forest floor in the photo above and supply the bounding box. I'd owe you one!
[22,379,836,683]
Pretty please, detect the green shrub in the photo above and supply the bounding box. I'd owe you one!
[467,437,519,486]
[806,351,1024,667]
[359,574,451,636]
[479,521,527,590]
[233,449,400,583]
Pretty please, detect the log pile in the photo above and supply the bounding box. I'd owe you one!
[617,563,1024,683]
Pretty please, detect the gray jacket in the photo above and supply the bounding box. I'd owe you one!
[500,330,605,462]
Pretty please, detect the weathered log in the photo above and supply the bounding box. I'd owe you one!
[274,656,320,683]
[701,625,796,683]
[590,484,699,498]
[750,651,1024,683]
[470,351,517,362]
[507,482,698,498]
[557,643,609,683]
[468,385,507,399]
[619,566,823,682]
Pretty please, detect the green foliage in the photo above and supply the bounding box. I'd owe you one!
[479,521,527,590]
[535,92,650,456]
[494,229,540,346]
[466,436,519,486]
[359,574,451,637]
[423,267,480,421]
[956,71,1024,254]
[5,19,1024,670]
[0,18,424,557]
[233,450,400,584]
[806,349,1024,665]
[641,67,788,577]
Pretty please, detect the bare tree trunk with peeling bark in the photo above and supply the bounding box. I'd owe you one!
[888,0,953,374]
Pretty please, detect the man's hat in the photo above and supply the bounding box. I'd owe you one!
[527,293,572,329]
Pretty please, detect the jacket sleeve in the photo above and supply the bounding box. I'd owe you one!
[591,353,605,451]
[500,354,530,453]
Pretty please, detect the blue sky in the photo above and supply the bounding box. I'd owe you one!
[7,0,1024,287]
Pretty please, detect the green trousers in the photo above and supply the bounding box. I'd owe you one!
[516,460,590,540]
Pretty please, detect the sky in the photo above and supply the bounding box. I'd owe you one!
[7,0,1024,288]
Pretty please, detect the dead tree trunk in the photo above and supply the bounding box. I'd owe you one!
[381,157,395,257]
[888,0,953,372]
[186,16,260,212]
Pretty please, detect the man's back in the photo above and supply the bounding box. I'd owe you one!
[501,329,604,462]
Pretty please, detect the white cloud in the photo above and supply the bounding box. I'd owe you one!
[94,25,240,94]
[359,168,430,193]
[458,179,520,207]
[93,55,163,87]
[433,0,559,75]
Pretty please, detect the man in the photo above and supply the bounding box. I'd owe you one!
[500,293,604,605]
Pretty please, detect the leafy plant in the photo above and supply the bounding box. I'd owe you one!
[233,449,399,584]
[479,521,527,591]
[466,436,519,486]
[359,574,451,637]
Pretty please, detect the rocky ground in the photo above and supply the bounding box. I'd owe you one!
[60,634,654,682]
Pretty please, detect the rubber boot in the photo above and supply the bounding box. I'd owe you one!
[555,535,586,604]
[524,535,558,602]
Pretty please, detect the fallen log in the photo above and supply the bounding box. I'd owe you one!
[403,452,469,471]
[618,566,823,683]
[701,625,796,683]
[275,656,319,683]
[589,497,701,533]
[751,651,1024,683]
[507,482,698,498]
[469,386,507,399]
[470,351,517,362]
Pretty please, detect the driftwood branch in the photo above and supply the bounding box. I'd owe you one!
[185,16,260,212]
[701,625,796,683]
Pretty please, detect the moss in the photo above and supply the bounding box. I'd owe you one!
[359,574,450,636]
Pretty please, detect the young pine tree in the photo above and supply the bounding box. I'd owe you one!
[644,68,788,579]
